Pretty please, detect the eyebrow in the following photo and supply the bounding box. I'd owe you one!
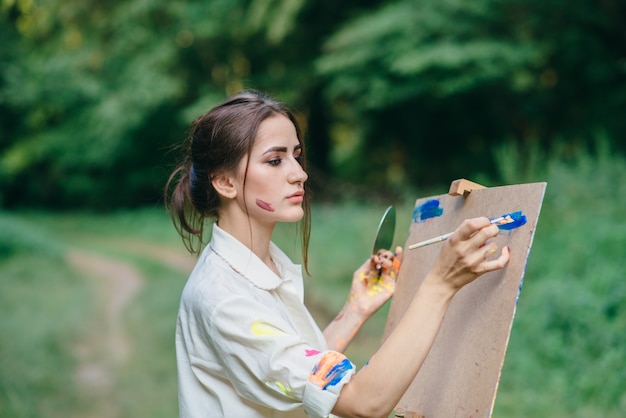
[262,144,302,155]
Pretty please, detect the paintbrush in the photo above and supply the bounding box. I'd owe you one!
[408,212,525,250]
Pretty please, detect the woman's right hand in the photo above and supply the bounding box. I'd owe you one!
[331,219,510,417]
[427,217,511,293]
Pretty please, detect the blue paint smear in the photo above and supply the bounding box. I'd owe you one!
[412,199,443,223]
[323,359,353,390]
[497,210,527,230]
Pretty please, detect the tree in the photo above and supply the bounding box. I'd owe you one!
[0,0,385,208]
[316,0,626,187]
[1,0,625,207]
[1,0,186,207]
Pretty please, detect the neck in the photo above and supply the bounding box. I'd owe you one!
[217,210,275,266]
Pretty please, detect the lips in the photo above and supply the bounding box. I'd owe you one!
[287,191,304,202]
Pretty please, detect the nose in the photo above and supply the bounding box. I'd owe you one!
[288,159,308,184]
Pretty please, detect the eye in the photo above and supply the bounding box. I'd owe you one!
[294,149,303,164]
[267,158,282,167]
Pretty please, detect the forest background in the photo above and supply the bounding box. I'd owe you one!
[1,0,625,417]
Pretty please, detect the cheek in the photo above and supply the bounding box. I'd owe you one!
[249,178,276,212]
[256,198,275,212]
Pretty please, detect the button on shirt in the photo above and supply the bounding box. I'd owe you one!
[176,224,355,417]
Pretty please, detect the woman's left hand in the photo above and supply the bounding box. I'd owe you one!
[347,246,403,318]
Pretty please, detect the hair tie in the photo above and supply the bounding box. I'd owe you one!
[189,164,198,193]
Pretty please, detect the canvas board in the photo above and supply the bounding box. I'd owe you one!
[383,182,547,417]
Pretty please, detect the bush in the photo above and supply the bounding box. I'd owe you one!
[494,139,626,417]
[0,212,63,258]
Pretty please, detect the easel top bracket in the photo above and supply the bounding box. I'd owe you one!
[448,178,487,197]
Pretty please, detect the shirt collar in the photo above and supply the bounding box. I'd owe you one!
[209,223,302,292]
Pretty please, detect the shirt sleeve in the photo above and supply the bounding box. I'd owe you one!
[194,293,355,417]
[303,351,355,417]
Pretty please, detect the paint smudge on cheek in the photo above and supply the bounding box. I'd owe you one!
[256,198,275,212]
[413,199,444,223]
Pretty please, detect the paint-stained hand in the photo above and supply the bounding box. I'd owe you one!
[348,246,403,318]
[429,217,510,293]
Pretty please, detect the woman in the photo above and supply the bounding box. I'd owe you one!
[165,91,510,418]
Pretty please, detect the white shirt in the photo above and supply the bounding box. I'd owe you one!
[176,224,355,417]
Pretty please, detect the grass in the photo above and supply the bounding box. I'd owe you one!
[0,252,88,418]
[492,142,626,417]
[1,144,625,417]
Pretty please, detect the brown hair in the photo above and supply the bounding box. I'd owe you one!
[164,90,311,272]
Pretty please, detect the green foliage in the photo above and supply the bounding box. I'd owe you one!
[1,0,625,213]
[318,0,541,106]
[493,141,626,416]
[0,0,186,207]
[316,0,626,188]
[0,212,63,258]
[0,0,338,207]
[0,148,625,416]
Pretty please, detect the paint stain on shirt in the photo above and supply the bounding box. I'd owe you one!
[265,380,298,400]
[308,351,354,390]
[250,319,288,337]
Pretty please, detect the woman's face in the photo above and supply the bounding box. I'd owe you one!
[235,114,308,224]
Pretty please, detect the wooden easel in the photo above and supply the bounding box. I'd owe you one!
[447,178,487,196]
[383,178,546,418]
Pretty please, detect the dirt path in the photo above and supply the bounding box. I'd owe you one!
[66,249,145,418]
[64,242,194,418]
[63,240,372,417]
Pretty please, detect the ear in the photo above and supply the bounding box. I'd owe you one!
[211,173,238,199]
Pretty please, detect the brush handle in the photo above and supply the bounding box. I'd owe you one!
[408,215,511,250]
[408,232,454,249]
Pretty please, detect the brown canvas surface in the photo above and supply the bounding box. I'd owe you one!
[383,182,547,418]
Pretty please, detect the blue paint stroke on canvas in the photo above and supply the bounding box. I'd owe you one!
[495,211,527,230]
[412,199,443,223]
